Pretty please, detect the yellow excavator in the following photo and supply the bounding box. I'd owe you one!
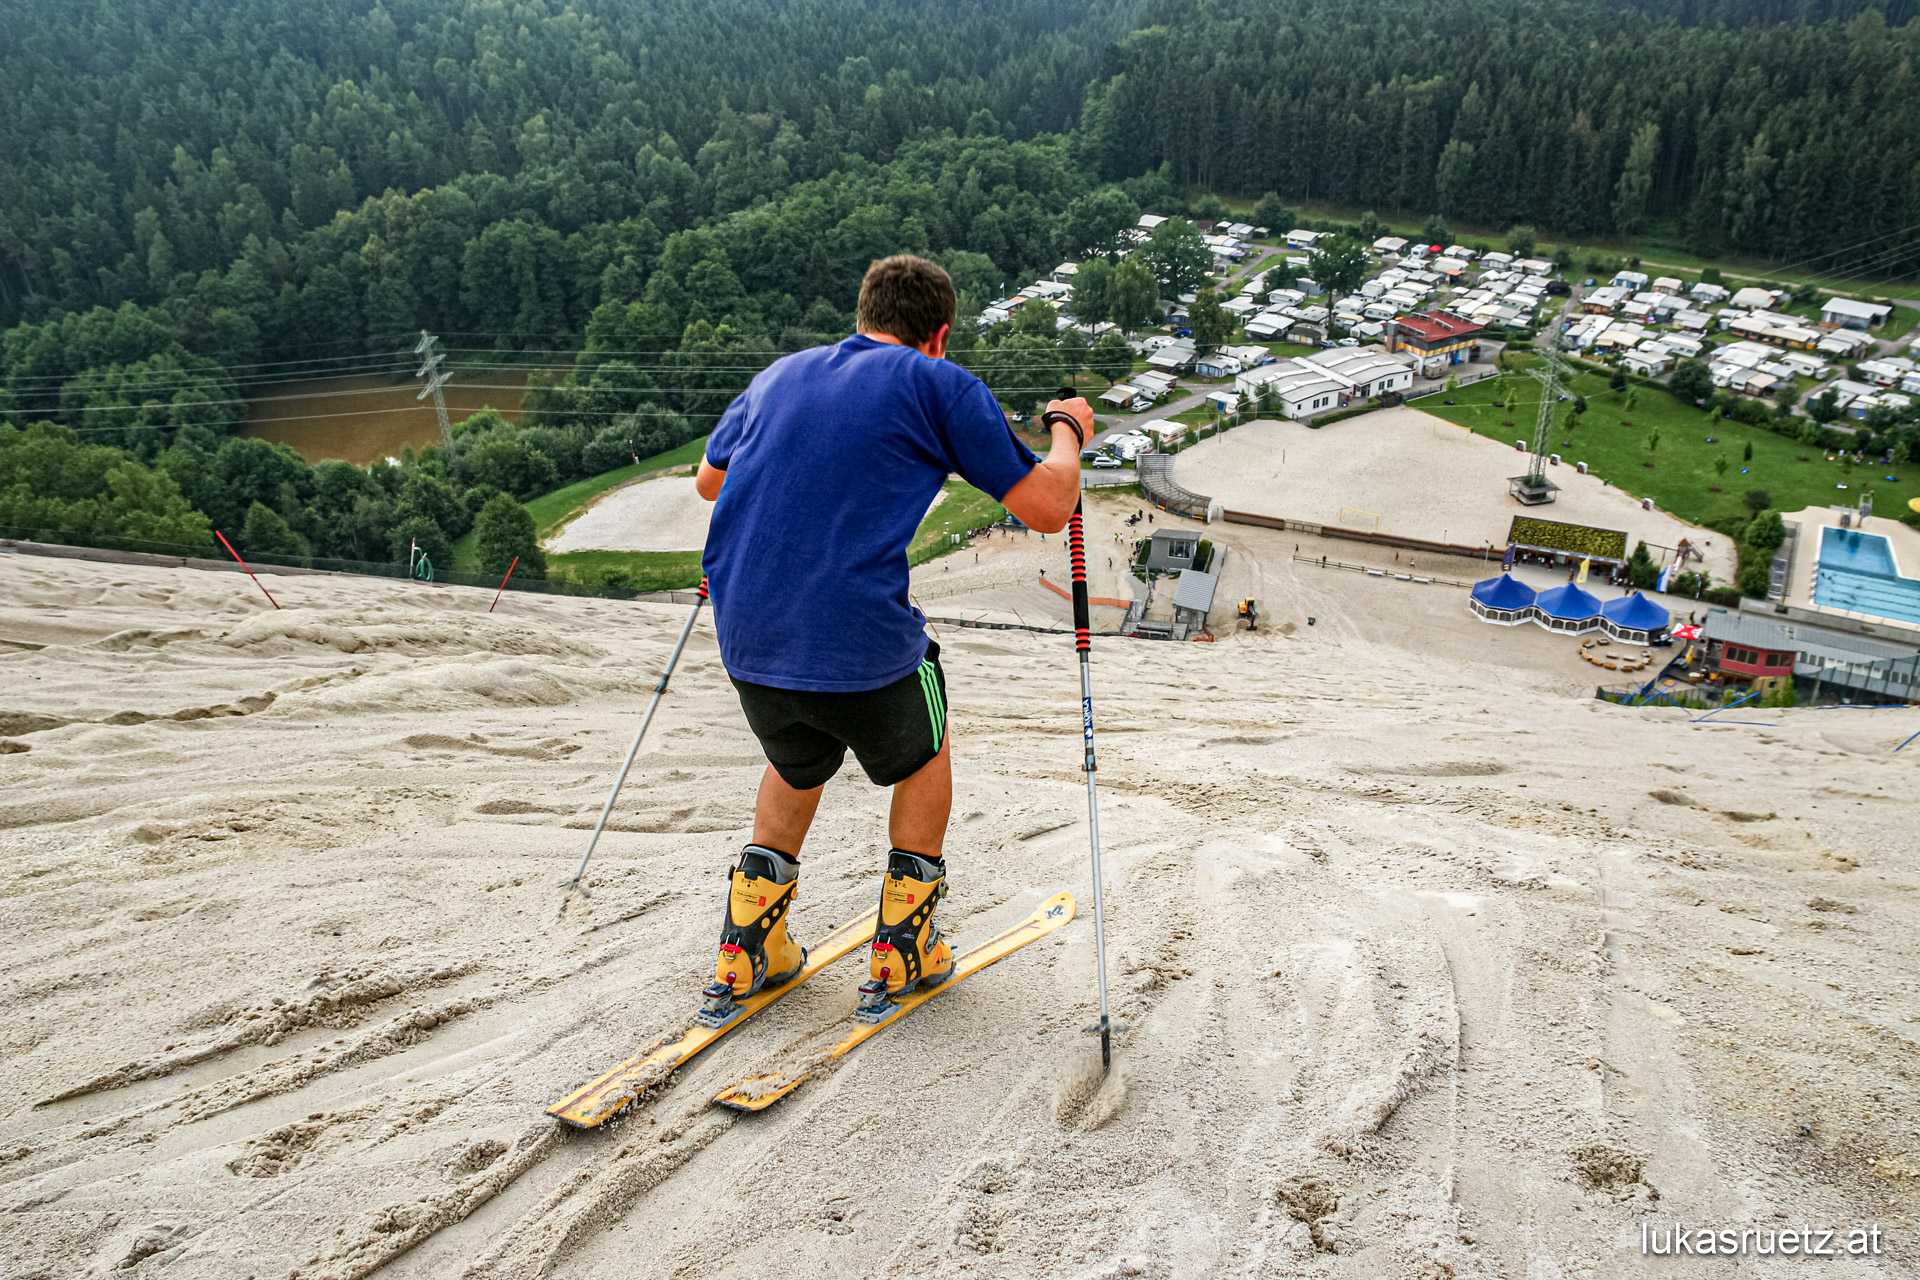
[1238,597,1258,631]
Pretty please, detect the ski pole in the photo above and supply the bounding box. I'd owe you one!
[557,578,708,919]
[1046,391,1116,1074]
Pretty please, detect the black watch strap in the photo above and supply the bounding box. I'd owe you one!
[1041,409,1085,448]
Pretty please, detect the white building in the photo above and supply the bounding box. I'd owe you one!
[1821,296,1893,330]
[1285,229,1324,249]
[1372,235,1409,255]
[1303,347,1416,398]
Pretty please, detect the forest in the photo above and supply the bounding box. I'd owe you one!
[1,0,1916,578]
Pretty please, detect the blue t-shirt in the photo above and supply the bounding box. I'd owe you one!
[702,335,1038,692]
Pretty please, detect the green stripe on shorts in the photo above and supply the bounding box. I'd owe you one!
[918,659,945,750]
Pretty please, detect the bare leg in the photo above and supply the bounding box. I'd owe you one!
[888,737,952,858]
[752,765,824,855]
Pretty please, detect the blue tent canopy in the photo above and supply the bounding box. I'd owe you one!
[1534,583,1604,620]
[1601,593,1670,632]
[1470,575,1537,610]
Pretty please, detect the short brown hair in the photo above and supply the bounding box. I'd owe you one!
[856,255,956,346]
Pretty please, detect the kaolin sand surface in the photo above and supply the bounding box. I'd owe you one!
[1174,409,1739,580]
[546,476,713,553]
[0,545,1915,1279]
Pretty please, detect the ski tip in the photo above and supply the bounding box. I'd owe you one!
[546,1096,624,1129]
[712,1071,808,1112]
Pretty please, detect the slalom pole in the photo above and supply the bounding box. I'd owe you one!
[488,555,520,612]
[1046,390,1116,1074]
[557,577,708,919]
[214,530,280,610]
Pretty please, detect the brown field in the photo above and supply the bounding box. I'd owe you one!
[238,367,537,465]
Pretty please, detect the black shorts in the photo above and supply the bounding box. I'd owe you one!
[731,642,948,790]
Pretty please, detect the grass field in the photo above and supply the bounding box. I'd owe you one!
[450,435,710,574]
[525,436,709,539]
[1421,364,1916,533]
[907,481,1008,567]
[542,548,705,592]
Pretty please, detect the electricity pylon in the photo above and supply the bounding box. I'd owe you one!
[414,330,452,451]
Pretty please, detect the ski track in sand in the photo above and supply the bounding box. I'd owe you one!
[0,507,1916,1279]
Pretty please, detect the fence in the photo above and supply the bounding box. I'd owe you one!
[1292,554,1471,587]
[0,532,667,602]
[1596,683,1737,710]
[1137,454,1214,520]
[1225,509,1503,562]
[924,615,1127,637]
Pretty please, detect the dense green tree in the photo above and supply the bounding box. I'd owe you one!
[1107,256,1161,334]
[1251,192,1294,232]
[1088,330,1134,382]
[1505,226,1538,258]
[1062,190,1140,260]
[971,332,1061,416]
[1143,218,1211,297]
[1745,509,1786,555]
[0,421,212,548]
[1188,288,1232,353]
[1627,540,1659,590]
[1087,1,1920,275]
[1306,237,1370,298]
[240,500,310,564]
[1188,193,1230,222]
[1669,359,1713,405]
[1070,257,1114,324]
[474,493,547,577]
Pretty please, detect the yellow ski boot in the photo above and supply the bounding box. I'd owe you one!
[697,845,806,1027]
[856,850,954,1022]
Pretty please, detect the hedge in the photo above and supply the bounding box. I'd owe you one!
[1307,403,1379,428]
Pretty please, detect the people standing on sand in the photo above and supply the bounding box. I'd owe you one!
[693,255,1091,1013]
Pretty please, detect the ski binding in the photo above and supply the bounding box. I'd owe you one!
[695,981,746,1029]
[853,978,897,1025]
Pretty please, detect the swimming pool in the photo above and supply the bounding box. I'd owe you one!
[1813,526,1920,627]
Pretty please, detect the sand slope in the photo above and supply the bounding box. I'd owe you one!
[1174,410,1739,581]
[1,542,1915,1279]
[546,476,713,554]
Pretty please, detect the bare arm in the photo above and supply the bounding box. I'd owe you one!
[695,456,725,500]
[1000,397,1093,533]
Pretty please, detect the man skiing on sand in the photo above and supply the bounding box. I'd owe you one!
[693,254,1091,1019]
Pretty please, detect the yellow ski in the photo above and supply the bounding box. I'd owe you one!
[712,890,1076,1112]
[546,907,877,1129]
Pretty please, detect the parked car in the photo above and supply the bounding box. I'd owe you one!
[1080,447,1104,462]
[1091,455,1124,468]
[1338,336,1359,347]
